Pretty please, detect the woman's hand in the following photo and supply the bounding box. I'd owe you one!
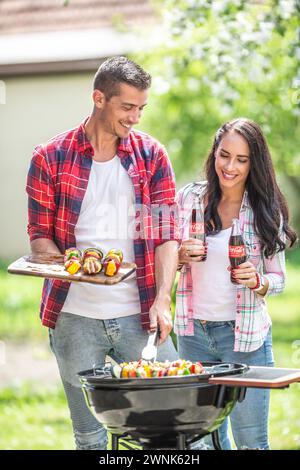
[229,260,257,288]
[178,239,207,264]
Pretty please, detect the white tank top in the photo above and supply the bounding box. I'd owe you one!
[191,227,236,321]
[62,156,140,319]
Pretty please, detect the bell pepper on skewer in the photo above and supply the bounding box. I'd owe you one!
[166,367,179,376]
[64,247,82,264]
[121,364,130,379]
[64,247,82,274]
[128,366,137,378]
[190,362,204,374]
[64,258,82,275]
[103,256,121,276]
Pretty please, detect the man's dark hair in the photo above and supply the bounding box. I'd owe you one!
[93,56,151,100]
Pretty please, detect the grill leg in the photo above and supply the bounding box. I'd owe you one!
[238,387,247,402]
[177,434,187,450]
[212,429,222,450]
[111,434,119,450]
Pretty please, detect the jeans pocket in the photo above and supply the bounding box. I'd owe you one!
[226,321,236,333]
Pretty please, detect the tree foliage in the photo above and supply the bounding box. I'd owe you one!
[135,0,300,185]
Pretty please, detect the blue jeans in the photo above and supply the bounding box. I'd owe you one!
[49,311,178,450]
[178,320,274,450]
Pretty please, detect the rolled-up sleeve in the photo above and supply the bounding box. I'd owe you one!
[150,146,180,248]
[264,248,286,297]
[26,146,56,242]
[175,186,192,241]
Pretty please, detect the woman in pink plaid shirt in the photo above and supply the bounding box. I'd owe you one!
[175,118,297,449]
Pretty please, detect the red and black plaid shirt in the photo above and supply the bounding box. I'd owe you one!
[26,119,179,329]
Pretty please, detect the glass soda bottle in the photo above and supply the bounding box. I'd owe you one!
[229,218,247,284]
[189,197,207,261]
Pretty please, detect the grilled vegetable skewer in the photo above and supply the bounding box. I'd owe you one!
[112,359,204,379]
[103,255,121,276]
[64,247,82,274]
[83,256,102,274]
[64,247,123,276]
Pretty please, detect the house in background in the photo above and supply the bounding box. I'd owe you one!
[0,0,158,258]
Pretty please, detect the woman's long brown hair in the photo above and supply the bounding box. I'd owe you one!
[205,118,297,257]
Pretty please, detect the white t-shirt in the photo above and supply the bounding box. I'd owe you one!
[62,156,141,319]
[191,227,236,321]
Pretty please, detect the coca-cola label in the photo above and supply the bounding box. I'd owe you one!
[190,222,204,234]
[229,245,246,258]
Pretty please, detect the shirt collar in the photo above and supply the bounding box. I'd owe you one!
[118,136,133,154]
[190,180,250,210]
[76,116,133,157]
[191,181,208,197]
[240,189,250,211]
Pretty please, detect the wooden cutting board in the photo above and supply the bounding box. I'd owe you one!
[7,253,137,285]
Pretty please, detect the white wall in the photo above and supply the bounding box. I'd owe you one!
[0,72,93,259]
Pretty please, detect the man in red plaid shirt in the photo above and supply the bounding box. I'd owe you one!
[26,56,179,449]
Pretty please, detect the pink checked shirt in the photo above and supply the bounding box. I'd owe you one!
[174,182,286,353]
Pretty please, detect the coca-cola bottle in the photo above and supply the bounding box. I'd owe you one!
[189,197,207,261]
[229,218,247,284]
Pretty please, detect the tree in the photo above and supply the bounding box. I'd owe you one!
[135,0,300,193]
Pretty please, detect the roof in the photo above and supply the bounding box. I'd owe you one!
[0,0,156,35]
[0,0,159,76]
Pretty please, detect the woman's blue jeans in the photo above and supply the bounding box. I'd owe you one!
[49,311,178,450]
[178,320,274,450]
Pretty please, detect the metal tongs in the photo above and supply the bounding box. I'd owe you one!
[141,329,160,362]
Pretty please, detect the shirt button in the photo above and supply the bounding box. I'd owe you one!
[237,310,240,314]
[236,326,240,331]
[139,178,144,185]
[237,294,241,299]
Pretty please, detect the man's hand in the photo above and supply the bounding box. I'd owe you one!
[152,240,178,344]
[178,238,207,263]
[148,297,173,345]
[31,238,61,255]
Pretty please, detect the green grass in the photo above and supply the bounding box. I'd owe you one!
[0,262,299,449]
[267,264,300,450]
[0,383,73,450]
[0,265,46,342]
